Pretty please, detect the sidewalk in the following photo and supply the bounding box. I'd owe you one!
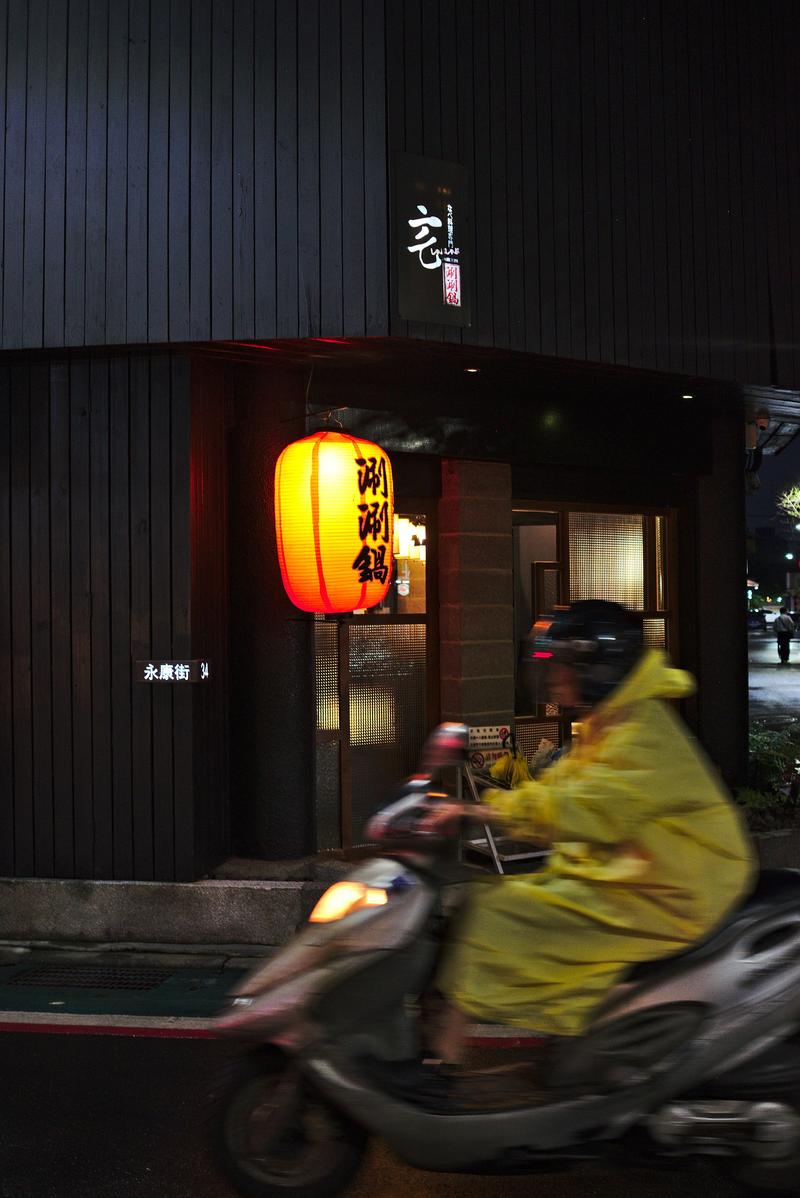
[0,941,539,1048]
[0,942,252,1038]
[749,628,800,719]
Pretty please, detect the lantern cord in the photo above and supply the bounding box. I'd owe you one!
[322,407,346,430]
[277,404,349,427]
[304,364,315,408]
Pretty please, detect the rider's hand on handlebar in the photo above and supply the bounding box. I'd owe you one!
[417,801,473,837]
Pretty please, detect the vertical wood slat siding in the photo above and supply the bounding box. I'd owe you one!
[385,0,800,388]
[129,355,154,878]
[210,0,233,341]
[168,0,191,342]
[148,0,170,344]
[89,358,113,876]
[232,0,255,340]
[0,1,799,391]
[0,354,210,881]
[29,362,54,875]
[275,2,298,340]
[108,356,133,878]
[43,0,67,348]
[70,359,94,876]
[126,0,149,345]
[2,0,389,351]
[171,357,194,881]
[10,363,34,873]
[105,0,128,345]
[188,358,230,880]
[49,362,74,876]
[85,0,108,347]
[21,0,46,348]
[253,0,277,337]
[297,0,319,338]
[64,0,88,348]
[3,0,28,349]
[0,366,13,875]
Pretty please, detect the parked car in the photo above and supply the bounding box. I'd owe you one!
[747,609,767,631]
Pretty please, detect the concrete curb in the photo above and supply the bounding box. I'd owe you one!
[0,876,328,947]
[1,836,797,949]
[755,829,800,869]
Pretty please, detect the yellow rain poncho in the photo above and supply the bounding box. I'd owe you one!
[440,649,756,1036]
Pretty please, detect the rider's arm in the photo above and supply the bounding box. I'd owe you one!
[483,714,655,846]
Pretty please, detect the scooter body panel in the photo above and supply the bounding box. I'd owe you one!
[217,853,800,1176]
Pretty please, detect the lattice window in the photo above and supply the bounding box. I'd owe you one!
[568,512,645,610]
[643,618,667,649]
[515,718,563,761]
[655,515,667,612]
[315,620,339,733]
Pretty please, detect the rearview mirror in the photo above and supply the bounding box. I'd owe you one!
[418,723,469,774]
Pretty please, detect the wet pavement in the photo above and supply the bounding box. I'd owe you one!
[0,1032,741,1198]
[749,629,800,719]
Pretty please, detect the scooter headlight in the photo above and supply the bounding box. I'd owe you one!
[308,881,389,924]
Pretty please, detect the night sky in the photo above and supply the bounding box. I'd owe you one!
[748,437,800,525]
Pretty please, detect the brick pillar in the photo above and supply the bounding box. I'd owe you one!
[439,460,515,727]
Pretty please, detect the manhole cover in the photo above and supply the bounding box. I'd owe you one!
[8,965,173,991]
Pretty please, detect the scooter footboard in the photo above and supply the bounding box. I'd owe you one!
[303,1044,639,1172]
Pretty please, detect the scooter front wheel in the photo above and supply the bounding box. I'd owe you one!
[216,1047,367,1198]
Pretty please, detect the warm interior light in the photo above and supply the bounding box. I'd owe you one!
[464,366,480,373]
[309,881,388,923]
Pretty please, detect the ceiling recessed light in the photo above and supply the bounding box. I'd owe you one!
[681,393,693,400]
[464,367,480,374]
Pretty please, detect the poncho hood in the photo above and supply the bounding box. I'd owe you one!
[598,648,695,713]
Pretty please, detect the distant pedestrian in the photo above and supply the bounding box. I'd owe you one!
[774,607,796,664]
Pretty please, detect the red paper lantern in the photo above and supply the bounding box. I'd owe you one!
[274,431,394,613]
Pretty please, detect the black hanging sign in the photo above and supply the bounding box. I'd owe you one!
[395,154,472,327]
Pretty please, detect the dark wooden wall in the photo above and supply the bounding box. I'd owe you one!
[0,350,225,880]
[387,0,800,390]
[0,0,798,387]
[0,0,388,350]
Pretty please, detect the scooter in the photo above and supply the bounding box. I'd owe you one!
[214,723,800,1198]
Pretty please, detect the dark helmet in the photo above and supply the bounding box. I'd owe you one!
[538,600,644,706]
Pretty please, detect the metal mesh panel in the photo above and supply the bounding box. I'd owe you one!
[542,567,559,614]
[643,617,667,649]
[9,965,172,990]
[655,515,666,611]
[315,621,339,733]
[568,512,645,609]
[515,718,563,761]
[349,624,428,839]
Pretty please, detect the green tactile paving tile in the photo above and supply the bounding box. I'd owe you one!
[0,959,248,1018]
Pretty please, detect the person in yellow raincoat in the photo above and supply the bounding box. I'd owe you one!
[434,600,756,1058]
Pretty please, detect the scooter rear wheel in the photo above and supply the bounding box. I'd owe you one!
[216,1047,367,1198]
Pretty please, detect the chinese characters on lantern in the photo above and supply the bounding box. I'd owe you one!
[352,455,392,585]
[136,660,211,682]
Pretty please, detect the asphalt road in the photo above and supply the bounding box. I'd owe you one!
[0,1032,742,1198]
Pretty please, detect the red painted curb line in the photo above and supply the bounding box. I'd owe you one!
[0,1020,219,1038]
[0,1017,546,1047]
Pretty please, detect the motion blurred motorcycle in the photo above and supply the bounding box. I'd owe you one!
[214,723,800,1198]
